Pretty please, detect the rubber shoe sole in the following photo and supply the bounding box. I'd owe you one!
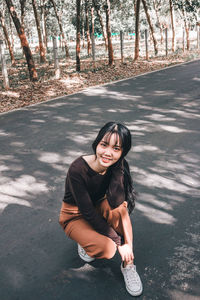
[78,244,95,263]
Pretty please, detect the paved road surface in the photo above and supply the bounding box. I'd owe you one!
[0,60,200,300]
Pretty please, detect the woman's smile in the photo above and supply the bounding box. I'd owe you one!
[95,133,123,171]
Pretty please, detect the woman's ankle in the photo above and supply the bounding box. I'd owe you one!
[123,260,134,268]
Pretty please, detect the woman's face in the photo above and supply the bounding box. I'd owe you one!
[96,133,123,169]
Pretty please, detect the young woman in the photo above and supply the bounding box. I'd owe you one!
[59,122,143,297]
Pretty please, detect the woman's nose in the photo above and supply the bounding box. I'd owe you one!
[104,148,112,156]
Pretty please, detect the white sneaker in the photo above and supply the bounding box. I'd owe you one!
[121,263,143,296]
[78,244,95,263]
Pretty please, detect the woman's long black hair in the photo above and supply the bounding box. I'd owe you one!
[92,122,137,213]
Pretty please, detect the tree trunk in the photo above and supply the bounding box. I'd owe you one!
[76,0,81,71]
[105,0,114,66]
[142,0,158,55]
[0,10,15,65]
[0,40,10,89]
[153,0,164,44]
[20,0,26,28]
[49,0,70,58]
[91,6,94,35]
[32,0,46,63]
[5,0,38,81]
[169,0,176,52]
[85,0,91,55]
[133,0,137,14]
[40,0,47,51]
[81,5,85,48]
[9,13,14,50]
[134,0,141,61]
[182,6,190,50]
[93,0,108,50]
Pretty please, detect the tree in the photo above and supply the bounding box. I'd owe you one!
[32,0,46,62]
[5,0,38,81]
[142,0,158,55]
[105,0,114,66]
[169,0,176,52]
[181,5,190,50]
[93,0,108,50]
[85,0,91,55]
[0,8,15,65]
[19,0,26,28]
[49,0,70,58]
[153,0,164,44]
[40,0,48,50]
[134,0,141,61]
[76,0,81,71]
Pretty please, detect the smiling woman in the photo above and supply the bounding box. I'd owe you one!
[59,122,143,297]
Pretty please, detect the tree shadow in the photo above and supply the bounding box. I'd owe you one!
[0,59,200,299]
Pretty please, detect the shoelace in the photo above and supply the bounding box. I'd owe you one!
[125,266,140,285]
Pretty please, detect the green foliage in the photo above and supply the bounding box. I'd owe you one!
[2,0,200,50]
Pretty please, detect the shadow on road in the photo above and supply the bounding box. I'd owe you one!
[0,60,200,300]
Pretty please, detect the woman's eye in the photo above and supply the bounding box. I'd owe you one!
[114,147,120,151]
[100,143,106,147]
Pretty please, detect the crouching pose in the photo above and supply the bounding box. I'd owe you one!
[59,122,143,296]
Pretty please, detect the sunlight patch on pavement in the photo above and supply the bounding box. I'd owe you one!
[135,202,176,225]
[31,119,46,123]
[66,132,95,145]
[153,90,175,96]
[36,150,86,171]
[192,76,200,81]
[0,196,31,212]
[176,174,200,188]
[83,86,142,101]
[139,193,173,211]
[83,86,108,96]
[38,152,61,164]
[90,107,102,113]
[53,116,71,122]
[138,104,200,119]
[75,120,96,126]
[10,141,25,147]
[65,264,96,281]
[133,145,163,153]
[107,108,130,113]
[159,124,192,133]
[145,113,176,122]
[133,167,192,193]
[0,130,14,137]
[0,175,48,213]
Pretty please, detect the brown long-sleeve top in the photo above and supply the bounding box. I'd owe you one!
[63,156,125,245]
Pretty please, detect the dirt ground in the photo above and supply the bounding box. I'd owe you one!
[1,50,200,113]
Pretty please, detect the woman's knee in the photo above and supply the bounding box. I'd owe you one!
[98,238,117,259]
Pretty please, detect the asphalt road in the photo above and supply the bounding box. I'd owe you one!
[0,59,200,300]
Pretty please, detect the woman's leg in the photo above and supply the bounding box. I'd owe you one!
[97,198,133,249]
[59,201,117,259]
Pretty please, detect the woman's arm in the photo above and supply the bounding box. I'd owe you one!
[67,168,122,245]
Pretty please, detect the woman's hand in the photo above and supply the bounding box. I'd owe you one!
[117,244,134,264]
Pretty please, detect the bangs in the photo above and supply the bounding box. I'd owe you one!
[102,130,123,147]
[92,122,131,158]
